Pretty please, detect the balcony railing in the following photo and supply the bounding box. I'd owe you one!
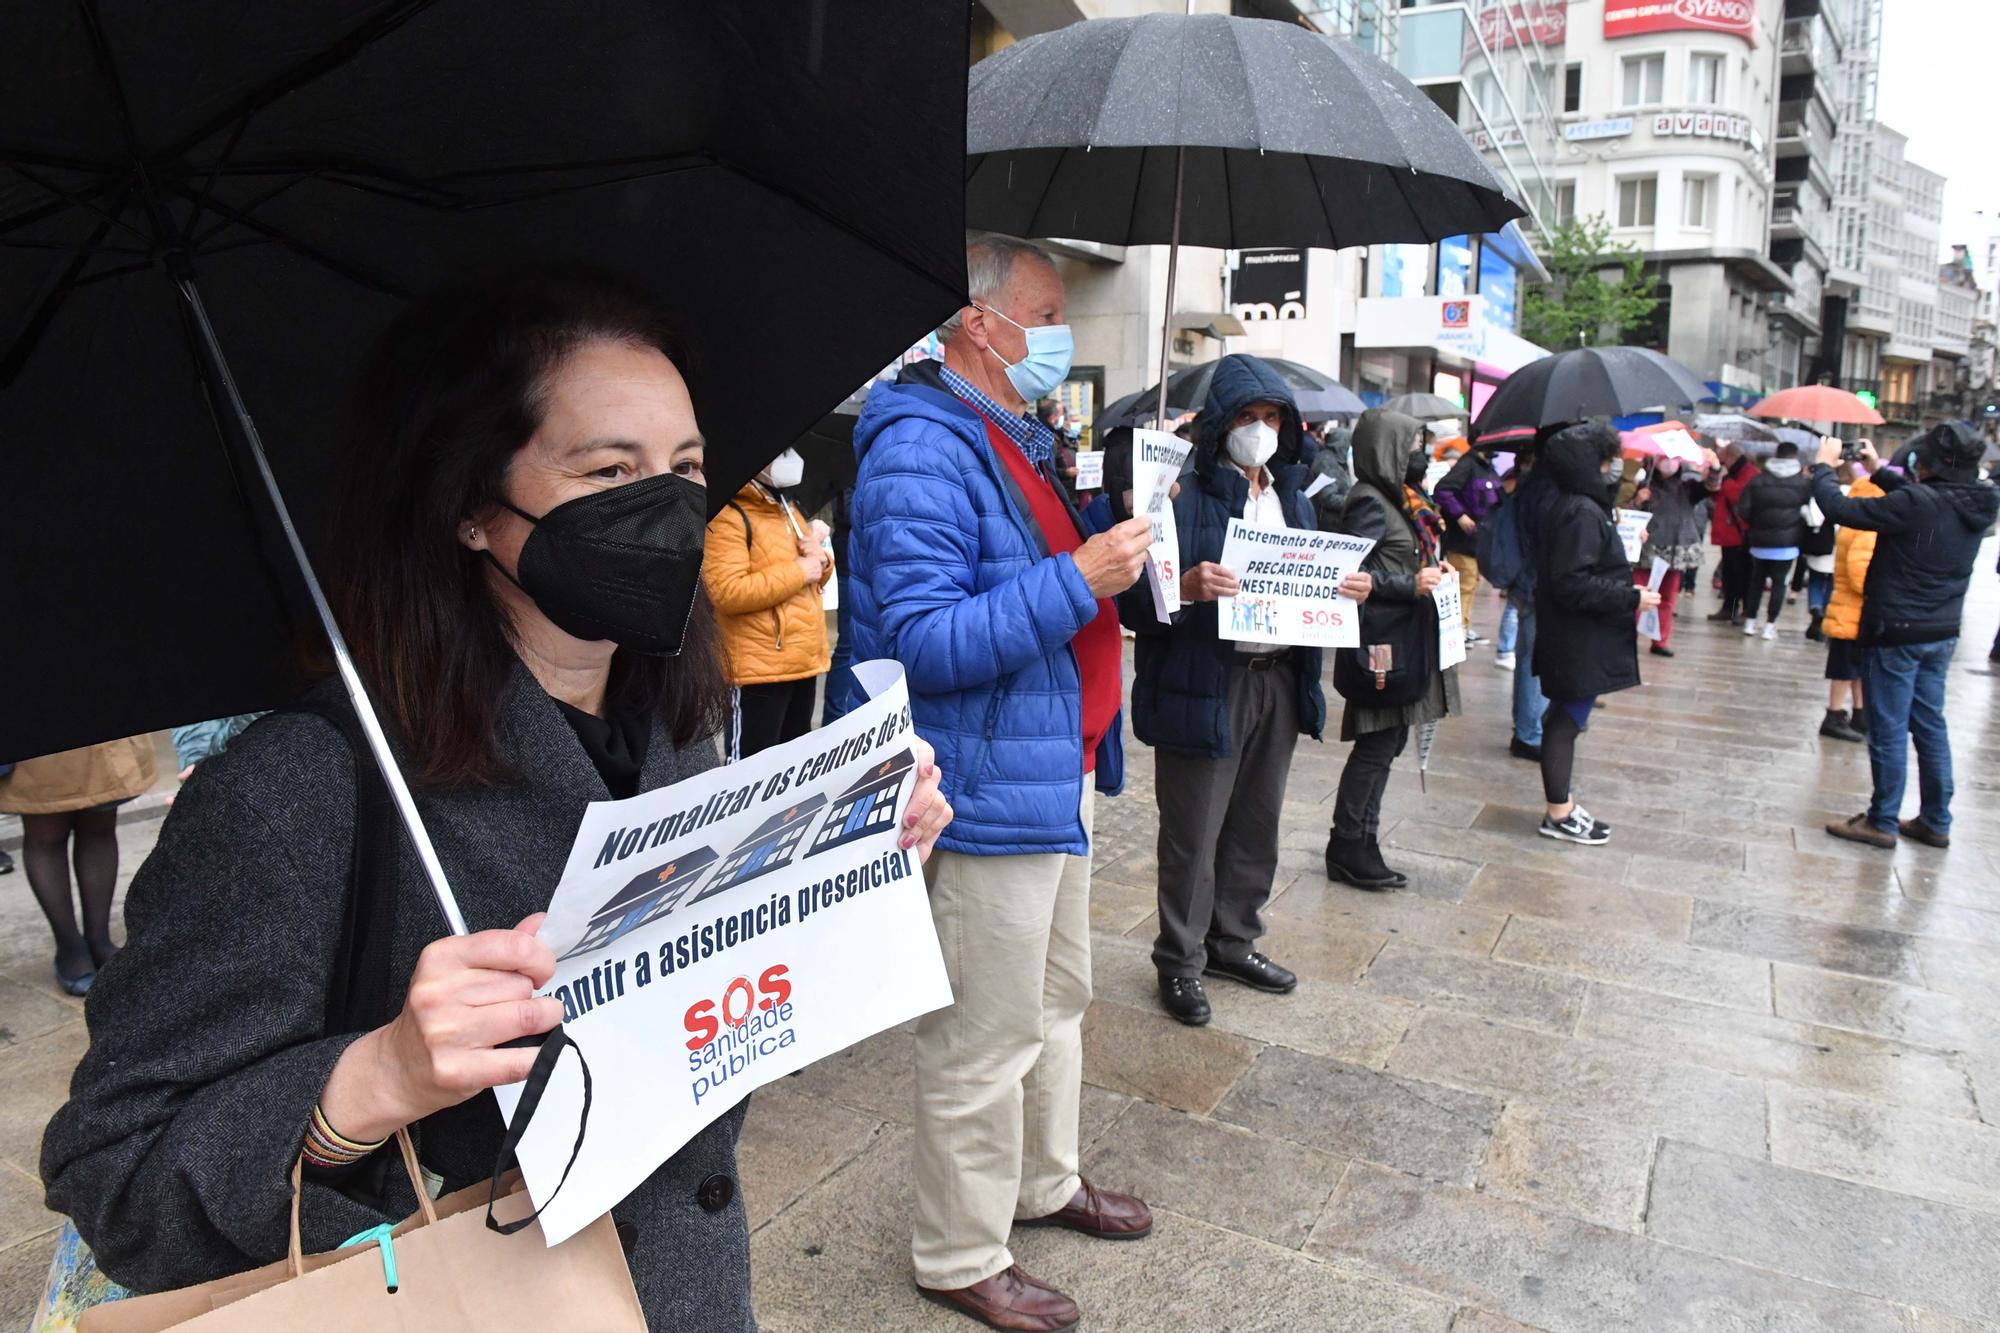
[1880,399,1919,424]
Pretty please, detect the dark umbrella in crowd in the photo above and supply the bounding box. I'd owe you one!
[1101,357,1365,428]
[0,1,969,929]
[1383,392,1467,421]
[1471,346,1714,443]
[965,13,1523,429]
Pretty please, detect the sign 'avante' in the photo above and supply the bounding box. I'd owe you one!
[1604,0,1756,46]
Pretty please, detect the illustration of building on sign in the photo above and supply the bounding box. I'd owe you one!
[808,749,916,857]
[695,794,828,901]
[565,845,719,959]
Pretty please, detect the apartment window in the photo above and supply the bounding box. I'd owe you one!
[1563,62,1583,114]
[1682,176,1713,229]
[1617,176,1657,228]
[1688,53,1724,104]
[1552,181,1577,226]
[1619,53,1664,108]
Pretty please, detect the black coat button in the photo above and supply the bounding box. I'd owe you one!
[697,1173,735,1213]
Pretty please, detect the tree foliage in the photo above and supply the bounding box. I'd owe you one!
[1520,214,1661,350]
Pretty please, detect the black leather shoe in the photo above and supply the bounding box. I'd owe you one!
[1366,836,1409,888]
[1508,737,1542,762]
[1326,834,1396,891]
[1203,951,1297,994]
[1158,976,1212,1025]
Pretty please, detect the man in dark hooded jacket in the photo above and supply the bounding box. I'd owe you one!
[1810,423,2000,849]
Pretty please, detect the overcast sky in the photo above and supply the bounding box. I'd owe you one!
[1875,0,1999,261]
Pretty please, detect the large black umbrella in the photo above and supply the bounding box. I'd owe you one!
[1,2,968,929]
[1101,357,1365,429]
[965,13,1523,429]
[1471,347,1714,444]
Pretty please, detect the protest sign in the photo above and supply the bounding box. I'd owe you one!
[819,533,838,611]
[1133,429,1191,621]
[1637,555,1669,641]
[1435,566,1466,668]
[1422,458,1452,495]
[501,661,951,1244]
[1073,451,1104,491]
[1216,519,1374,649]
[1613,508,1651,564]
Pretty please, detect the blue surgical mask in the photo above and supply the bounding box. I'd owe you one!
[976,302,1074,401]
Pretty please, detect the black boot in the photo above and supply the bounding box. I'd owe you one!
[1158,975,1212,1026]
[1849,705,1867,735]
[1326,833,1397,891]
[1366,836,1409,888]
[1805,610,1825,642]
[1819,709,1864,743]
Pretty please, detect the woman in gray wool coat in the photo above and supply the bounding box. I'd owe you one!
[40,270,953,1329]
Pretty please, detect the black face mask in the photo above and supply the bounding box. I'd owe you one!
[489,472,707,656]
[1403,451,1428,488]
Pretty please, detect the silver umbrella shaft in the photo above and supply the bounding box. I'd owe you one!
[177,278,471,938]
[1154,146,1186,431]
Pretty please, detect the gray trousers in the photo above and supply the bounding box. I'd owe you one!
[1152,658,1300,978]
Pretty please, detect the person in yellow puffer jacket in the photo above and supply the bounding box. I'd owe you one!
[1818,460,1884,743]
[704,447,833,759]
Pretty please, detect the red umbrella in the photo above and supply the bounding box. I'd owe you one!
[1749,385,1885,426]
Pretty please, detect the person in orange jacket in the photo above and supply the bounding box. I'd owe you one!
[704,447,833,759]
[1817,455,1884,743]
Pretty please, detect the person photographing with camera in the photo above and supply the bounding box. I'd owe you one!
[1809,424,1999,849]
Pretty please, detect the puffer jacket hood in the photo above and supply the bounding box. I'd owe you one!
[1196,354,1307,466]
[1933,474,2000,531]
[1350,408,1424,496]
[1541,426,1615,510]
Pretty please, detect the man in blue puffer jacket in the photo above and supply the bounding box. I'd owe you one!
[1122,354,1369,1028]
[849,233,1157,1331]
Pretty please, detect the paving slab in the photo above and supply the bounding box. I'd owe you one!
[1474,1104,1654,1232]
[1647,1139,2000,1324]
[1214,1046,1499,1185]
[1772,962,2000,1053]
[1767,1082,2000,1215]
[1199,975,1415,1068]
[1080,999,1260,1115]
[738,1085,885,1232]
[0,1022,87,1178]
[1,1234,59,1333]
[1489,915,1770,1012]
[1081,1099,1346,1247]
[1359,941,1585,1037]
[1310,1161,1914,1333]
[1461,865,1690,943]
[1575,983,1977,1119]
[1687,900,1927,985]
[782,1026,914,1126]
[1386,1010,1768,1158]
[1262,879,1508,955]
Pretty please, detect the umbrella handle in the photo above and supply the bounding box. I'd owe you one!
[178,278,472,937]
[1154,146,1185,432]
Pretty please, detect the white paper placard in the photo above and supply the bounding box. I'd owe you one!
[820,535,838,611]
[1637,555,1670,641]
[1423,458,1452,494]
[1435,567,1467,669]
[1073,451,1104,490]
[499,661,950,1244]
[1133,429,1191,622]
[1613,508,1652,564]
[1215,518,1375,649]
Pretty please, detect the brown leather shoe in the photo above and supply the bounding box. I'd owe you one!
[917,1265,1079,1332]
[1899,818,1950,849]
[1018,1177,1153,1240]
[1826,813,1897,849]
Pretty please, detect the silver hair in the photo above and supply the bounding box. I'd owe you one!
[935,232,1057,345]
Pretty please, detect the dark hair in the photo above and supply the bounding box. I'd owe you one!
[321,267,728,787]
[1774,442,1799,460]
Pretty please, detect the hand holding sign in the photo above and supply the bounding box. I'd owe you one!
[1181,561,1241,602]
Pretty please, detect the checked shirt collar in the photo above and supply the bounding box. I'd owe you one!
[939,364,1054,468]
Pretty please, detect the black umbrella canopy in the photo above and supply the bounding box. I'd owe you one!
[965,13,1524,248]
[1471,347,1714,443]
[0,1,969,766]
[1102,357,1363,428]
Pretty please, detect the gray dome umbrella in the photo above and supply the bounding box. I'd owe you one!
[966,13,1524,430]
[1383,392,1467,421]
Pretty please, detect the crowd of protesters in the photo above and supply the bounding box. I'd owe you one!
[16,231,1997,1333]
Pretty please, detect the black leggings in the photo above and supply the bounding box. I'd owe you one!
[1332,725,1408,840]
[20,806,121,976]
[1719,547,1753,615]
[1751,558,1791,623]
[729,677,819,761]
[1539,705,1583,806]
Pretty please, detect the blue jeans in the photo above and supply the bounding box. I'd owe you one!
[1861,638,1957,833]
[1806,570,1833,615]
[1509,591,1547,746]
[1496,600,1519,656]
[820,574,861,726]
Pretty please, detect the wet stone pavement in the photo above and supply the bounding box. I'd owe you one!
[4,560,2000,1329]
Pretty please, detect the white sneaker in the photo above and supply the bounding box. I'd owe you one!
[1743,619,1761,636]
[1495,652,1517,671]
[1763,622,1779,641]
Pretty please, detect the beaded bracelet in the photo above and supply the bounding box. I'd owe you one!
[301,1102,389,1171]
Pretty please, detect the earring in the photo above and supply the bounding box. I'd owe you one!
[469,526,478,538]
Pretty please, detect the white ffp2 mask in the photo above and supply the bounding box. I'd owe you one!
[1225,421,1279,470]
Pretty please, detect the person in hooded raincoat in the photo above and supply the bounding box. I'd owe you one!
[1531,424,1660,846]
[1323,409,1460,890]
[1123,355,1369,1027]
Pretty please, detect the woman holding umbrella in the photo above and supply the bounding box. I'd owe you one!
[1532,424,1661,845]
[42,272,955,1326]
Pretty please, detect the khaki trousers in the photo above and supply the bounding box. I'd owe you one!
[1445,551,1479,630]
[911,787,1094,1289]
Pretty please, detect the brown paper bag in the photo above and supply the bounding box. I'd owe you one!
[80,1130,645,1331]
